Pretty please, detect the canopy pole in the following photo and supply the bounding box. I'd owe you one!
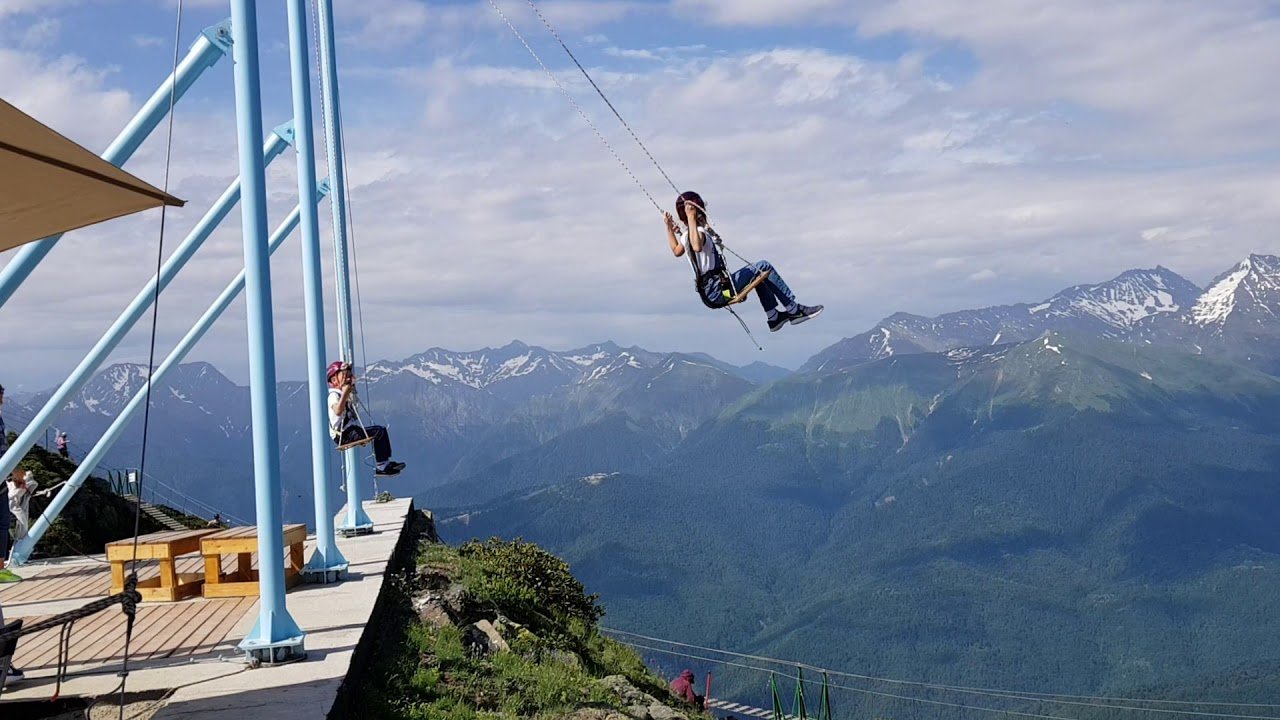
[10,182,329,566]
[0,127,295,490]
[229,0,306,665]
[287,0,348,580]
[315,0,373,534]
[0,20,232,310]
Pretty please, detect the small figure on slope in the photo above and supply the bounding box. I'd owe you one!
[669,668,704,708]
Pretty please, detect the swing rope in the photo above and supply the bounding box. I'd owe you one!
[308,0,383,457]
[488,0,765,350]
[114,0,185,714]
[519,0,681,196]
[486,0,664,216]
[517,0,759,274]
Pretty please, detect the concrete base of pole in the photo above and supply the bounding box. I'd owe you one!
[301,542,349,582]
[240,626,307,667]
[301,567,346,584]
[336,524,374,537]
[301,547,348,584]
[241,640,307,667]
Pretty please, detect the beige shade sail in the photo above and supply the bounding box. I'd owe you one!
[0,97,184,253]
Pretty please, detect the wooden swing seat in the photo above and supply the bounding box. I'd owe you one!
[336,435,375,452]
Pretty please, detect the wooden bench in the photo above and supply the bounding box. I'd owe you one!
[106,529,216,602]
[200,524,307,599]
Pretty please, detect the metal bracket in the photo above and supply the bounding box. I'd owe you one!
[200,19,234,55]
[273,120,297,148]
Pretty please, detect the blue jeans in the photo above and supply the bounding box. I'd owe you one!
[731,260,795,314]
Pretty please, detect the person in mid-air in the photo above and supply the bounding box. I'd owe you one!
[664,190,822,332]
[327,361,405,476]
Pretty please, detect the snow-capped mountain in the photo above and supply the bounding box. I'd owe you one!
[361,340,755,401]
[18,344,779,520]
[1184,254,1280,333]
[1127,254,1280,371]
[364,340,626,401]
[801,260,1280,374]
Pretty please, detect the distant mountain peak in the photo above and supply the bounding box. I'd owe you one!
[800,262,1214,375]
[1033,266,1200,330]
[1188,254,1280,328]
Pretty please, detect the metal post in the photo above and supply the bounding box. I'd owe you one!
[287,0,347,581]
[230,0,306,664]
[316,0,373,534]
[10,186,328,566]
[0,129,294,486]
[0,20,233,310]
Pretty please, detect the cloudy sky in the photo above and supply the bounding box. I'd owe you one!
[2,0,1279,390]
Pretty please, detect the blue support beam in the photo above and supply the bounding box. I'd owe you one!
[229,0,306,665]
[9,183,330,566]
[286,0,347,580]
[315,0,373,534]
[0,20,233,310]
[0,127,295,488]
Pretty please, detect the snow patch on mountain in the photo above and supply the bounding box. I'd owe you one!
[1189,263,1251,326]
[1038,268,1192,330]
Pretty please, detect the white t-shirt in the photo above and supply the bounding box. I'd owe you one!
[327,388,356,437]
[676,224,723,276]
[6,475,36,516]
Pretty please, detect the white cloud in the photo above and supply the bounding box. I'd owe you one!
[3,1,1280,389]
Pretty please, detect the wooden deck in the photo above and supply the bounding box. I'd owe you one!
[0,552,259,671]
[0,499,417,720]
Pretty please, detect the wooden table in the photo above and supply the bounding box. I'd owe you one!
[200,524,307,599]
[106,529,216,602]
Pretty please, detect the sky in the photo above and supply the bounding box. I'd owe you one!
[2,0,1279,390]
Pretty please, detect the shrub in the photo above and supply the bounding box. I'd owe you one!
[458,537,604,644]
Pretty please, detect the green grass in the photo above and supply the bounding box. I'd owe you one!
[355,537,688,720]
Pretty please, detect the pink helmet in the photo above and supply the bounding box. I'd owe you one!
[326,360,351,381]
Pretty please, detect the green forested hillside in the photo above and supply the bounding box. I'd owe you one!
[440,335,1280,716]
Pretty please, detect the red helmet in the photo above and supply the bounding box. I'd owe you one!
[326,360,351,381]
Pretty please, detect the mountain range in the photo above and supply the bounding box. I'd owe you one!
[12,254,1280,715]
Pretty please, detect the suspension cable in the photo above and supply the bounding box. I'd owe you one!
[488,0,768,351]
[117,1,184,714]
[485,0,664,216]
[605,628,1280,714]
[520,0,680,196]
[332,54,373,406]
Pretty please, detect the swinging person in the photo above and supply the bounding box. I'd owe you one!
[663,191,822,331]
[327,361,405,476]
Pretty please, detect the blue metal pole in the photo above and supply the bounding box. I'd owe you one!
[230,0,305,663]
[287,0,347,580]
[9,185,329,566]
[0,20,233,310]
[315,0,373,534]
[0,128,294,486]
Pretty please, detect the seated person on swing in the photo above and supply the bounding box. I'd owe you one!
[663,191,822,331]
[327,361,405,476]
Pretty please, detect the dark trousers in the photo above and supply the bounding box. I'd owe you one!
[0,491,10,561]
[339,424,392,464]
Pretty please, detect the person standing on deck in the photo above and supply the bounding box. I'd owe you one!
[5,472,37,549]
[0,384,19,585]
